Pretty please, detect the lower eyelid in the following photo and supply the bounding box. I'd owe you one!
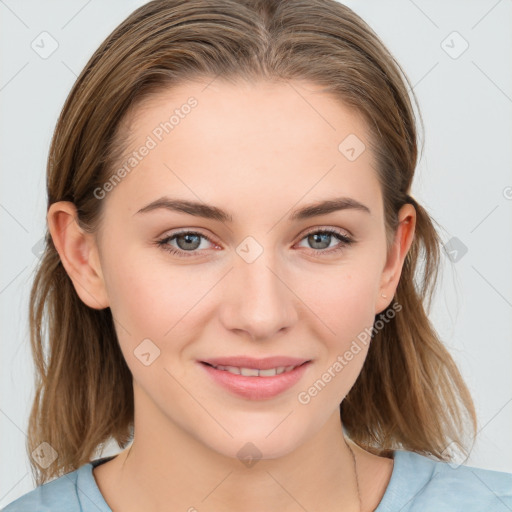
[157,229,353,256]
[297,231,353,251]
[158,232,214,250]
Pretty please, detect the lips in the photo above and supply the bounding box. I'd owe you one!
[198,357,312,400]
[207,364,300,377]
[200,356,310,370]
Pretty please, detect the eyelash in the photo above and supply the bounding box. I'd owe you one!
[156,228,354,258]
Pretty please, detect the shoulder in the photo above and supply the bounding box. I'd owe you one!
[1,457,113,512]
[380,450,512,512]
[1,469,82,512]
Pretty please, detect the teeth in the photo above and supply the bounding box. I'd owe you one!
[213,364,298,376]
[241,367,260,377]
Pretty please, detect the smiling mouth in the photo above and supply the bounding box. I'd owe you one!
[202,361,309,377]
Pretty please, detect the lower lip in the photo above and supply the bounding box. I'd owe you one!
[198,361,311,400]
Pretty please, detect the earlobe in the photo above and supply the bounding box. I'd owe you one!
[378,204,416,308]
[47,201,109,310]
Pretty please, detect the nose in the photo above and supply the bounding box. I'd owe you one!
[219,247,298,342]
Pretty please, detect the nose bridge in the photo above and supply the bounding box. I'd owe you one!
[223,236,297,340]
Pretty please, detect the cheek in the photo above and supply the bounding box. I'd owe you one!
[296,262,380,342]
[102,246,220,376]
[103,258,203,386]
[296,271,377,401]
[106,259,204,337]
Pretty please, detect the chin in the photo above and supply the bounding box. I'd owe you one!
[199,424,307,465]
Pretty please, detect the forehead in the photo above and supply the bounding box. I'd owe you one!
[106,79,381,221]
[126,78,371,150]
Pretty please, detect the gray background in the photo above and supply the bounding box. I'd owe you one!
[1,0,511,505]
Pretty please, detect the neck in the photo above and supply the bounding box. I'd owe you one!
[97,397,362,512]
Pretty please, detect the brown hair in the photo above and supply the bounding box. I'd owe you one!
[27,0,477,486]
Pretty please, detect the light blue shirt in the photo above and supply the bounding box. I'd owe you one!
[2,449,512,511]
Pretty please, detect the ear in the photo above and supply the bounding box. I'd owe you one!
[376,203,416,314]
[47,201,109,310]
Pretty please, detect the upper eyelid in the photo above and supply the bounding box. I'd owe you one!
[301,226,352,239]
[159,226,353,247]
[159,229,215,244]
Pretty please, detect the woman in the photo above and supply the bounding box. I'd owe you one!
[4,0,511,511]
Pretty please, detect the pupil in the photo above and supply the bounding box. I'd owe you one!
[179,234,200,250]
[310,233,329,249]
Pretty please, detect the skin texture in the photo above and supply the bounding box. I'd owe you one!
[48,79,416,512]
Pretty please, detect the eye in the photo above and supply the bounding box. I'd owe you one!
[296,227,354,255]
[156,227,354,258]
[156,230,216,257]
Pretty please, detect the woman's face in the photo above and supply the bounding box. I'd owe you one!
[72,79,414,460]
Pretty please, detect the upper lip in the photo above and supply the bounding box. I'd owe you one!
[200,356,311,370]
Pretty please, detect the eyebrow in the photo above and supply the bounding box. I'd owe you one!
[134,195,371,222]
